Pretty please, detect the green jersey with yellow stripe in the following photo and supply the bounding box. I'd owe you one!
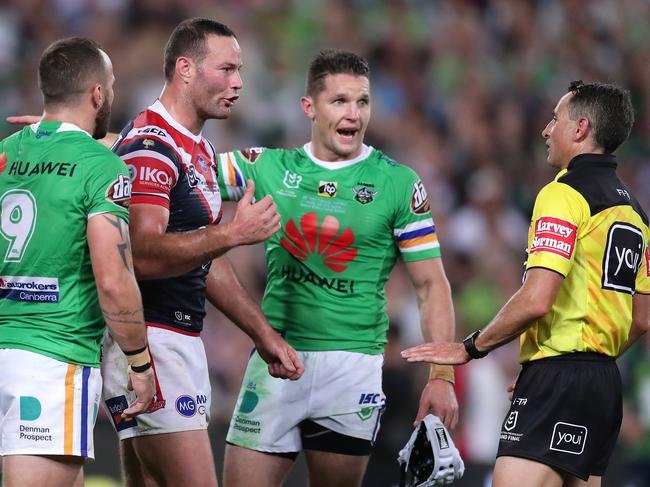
[218,143,440,354]
[521,154,650,363]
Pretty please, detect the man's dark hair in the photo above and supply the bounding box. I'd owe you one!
[163,18,235,81]
[567,80,634,154]
[38,37,107,107]
[306,49,370,97]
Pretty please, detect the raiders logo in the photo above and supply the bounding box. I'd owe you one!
[352,186,377,205]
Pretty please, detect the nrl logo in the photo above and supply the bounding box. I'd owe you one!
[283,170,302,189]
[352,186,377,205]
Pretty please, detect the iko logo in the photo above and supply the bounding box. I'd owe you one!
[550,422,588,455]
[175,395,197,417]
[283,171,302,189]
[602,223,644,294]
[504,411,518,432]
[280,212,357,272]
[132,166,172,186]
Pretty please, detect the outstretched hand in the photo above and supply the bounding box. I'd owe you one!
[401,341,470,365]
[255,329,304,380]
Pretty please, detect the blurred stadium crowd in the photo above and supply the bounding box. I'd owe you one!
[2,0,650,485]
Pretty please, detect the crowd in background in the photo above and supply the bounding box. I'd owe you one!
[2,0,650,485]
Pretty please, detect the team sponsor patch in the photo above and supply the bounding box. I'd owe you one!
[318,181,338,198]
[240,147,265,163]
[0,275,59,303]
[529,216,577,259]
[410,180,430,215]
[175,395,197,417]
[107,174,131,208]
[549,422,588,455]
[129,163,173,188]
[602,222,644,294]
[0,153,7,175]
[105,396,138,432]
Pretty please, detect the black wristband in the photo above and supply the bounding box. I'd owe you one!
[463,329,488,359]
[124,345,147,356]
[131,362,152,373]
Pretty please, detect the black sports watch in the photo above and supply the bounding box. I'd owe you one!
[463,329,488,359]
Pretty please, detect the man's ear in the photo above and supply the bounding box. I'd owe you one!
[91,84,103,110]
[575,116,591,143]
[175,56,195,84]
[301,96,315,121]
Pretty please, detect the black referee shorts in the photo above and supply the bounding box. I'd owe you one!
[496,352,622,481]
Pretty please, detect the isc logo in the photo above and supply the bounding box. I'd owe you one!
[358,393,381,405]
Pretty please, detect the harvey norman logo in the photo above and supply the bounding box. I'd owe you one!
[0,276,59,303]
[530,216,577,260]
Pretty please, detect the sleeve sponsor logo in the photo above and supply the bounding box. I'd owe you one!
[107,174,131,208]
[529,216,577,259]
[129,164,173,188]
[0,275,59,303]
[602,222,644,294]
[410,180,430,215]
[240,147,265,163]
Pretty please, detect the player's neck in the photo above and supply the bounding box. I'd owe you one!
[41,108,93,134]
[159,85,204,135]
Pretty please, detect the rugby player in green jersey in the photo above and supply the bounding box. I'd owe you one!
[0,38,153,487]
[218,50,458,487]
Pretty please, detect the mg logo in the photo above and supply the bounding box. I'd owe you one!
[504,411,518,432]
[175,395,197,418]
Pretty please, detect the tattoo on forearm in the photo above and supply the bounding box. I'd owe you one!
[101,307,143,325]
[102,215,134,273]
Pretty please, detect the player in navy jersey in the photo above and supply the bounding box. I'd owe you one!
[97,18,305,487]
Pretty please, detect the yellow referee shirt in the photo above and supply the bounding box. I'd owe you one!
[521,154,650,363]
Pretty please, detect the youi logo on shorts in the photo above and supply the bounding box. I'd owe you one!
[0,275,59,303]
[550,422,588,455]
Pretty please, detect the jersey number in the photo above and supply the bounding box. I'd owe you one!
[0,189,37,262]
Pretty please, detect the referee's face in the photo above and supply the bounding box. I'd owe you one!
[542,92,575,169]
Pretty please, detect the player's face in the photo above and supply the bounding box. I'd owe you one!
[192,35,243,121]
[542,92,576,169]
[94,50,114,139]
[304,73,370,161]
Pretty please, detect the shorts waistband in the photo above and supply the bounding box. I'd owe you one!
[524,352,615,366]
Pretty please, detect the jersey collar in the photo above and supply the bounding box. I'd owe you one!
[567,153,617,172]
[303,143,373,170]
[30,121,91,137]
[149,99,202,143]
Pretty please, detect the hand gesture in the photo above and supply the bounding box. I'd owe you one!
[230,180,281,245]
[255,329,304,380]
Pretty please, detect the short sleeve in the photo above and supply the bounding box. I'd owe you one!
[526,182,589,277]
[116,138,180,209]
[392,167,441,262]
[217,148,263,201]
[85,152,131,223]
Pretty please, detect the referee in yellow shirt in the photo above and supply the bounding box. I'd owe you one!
[402,80,650,487]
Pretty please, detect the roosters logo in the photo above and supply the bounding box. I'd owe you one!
[280,212,357,272]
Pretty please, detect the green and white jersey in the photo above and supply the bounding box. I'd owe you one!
[218,143,440,354]
[0,121,131,367]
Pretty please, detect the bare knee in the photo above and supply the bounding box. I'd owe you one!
[224,444,294,487]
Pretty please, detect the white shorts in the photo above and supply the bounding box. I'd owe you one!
[0,348,102,458]
[226,350,384,453]
[101,326,211,440]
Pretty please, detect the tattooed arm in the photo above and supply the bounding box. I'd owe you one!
[87,214,154,416]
